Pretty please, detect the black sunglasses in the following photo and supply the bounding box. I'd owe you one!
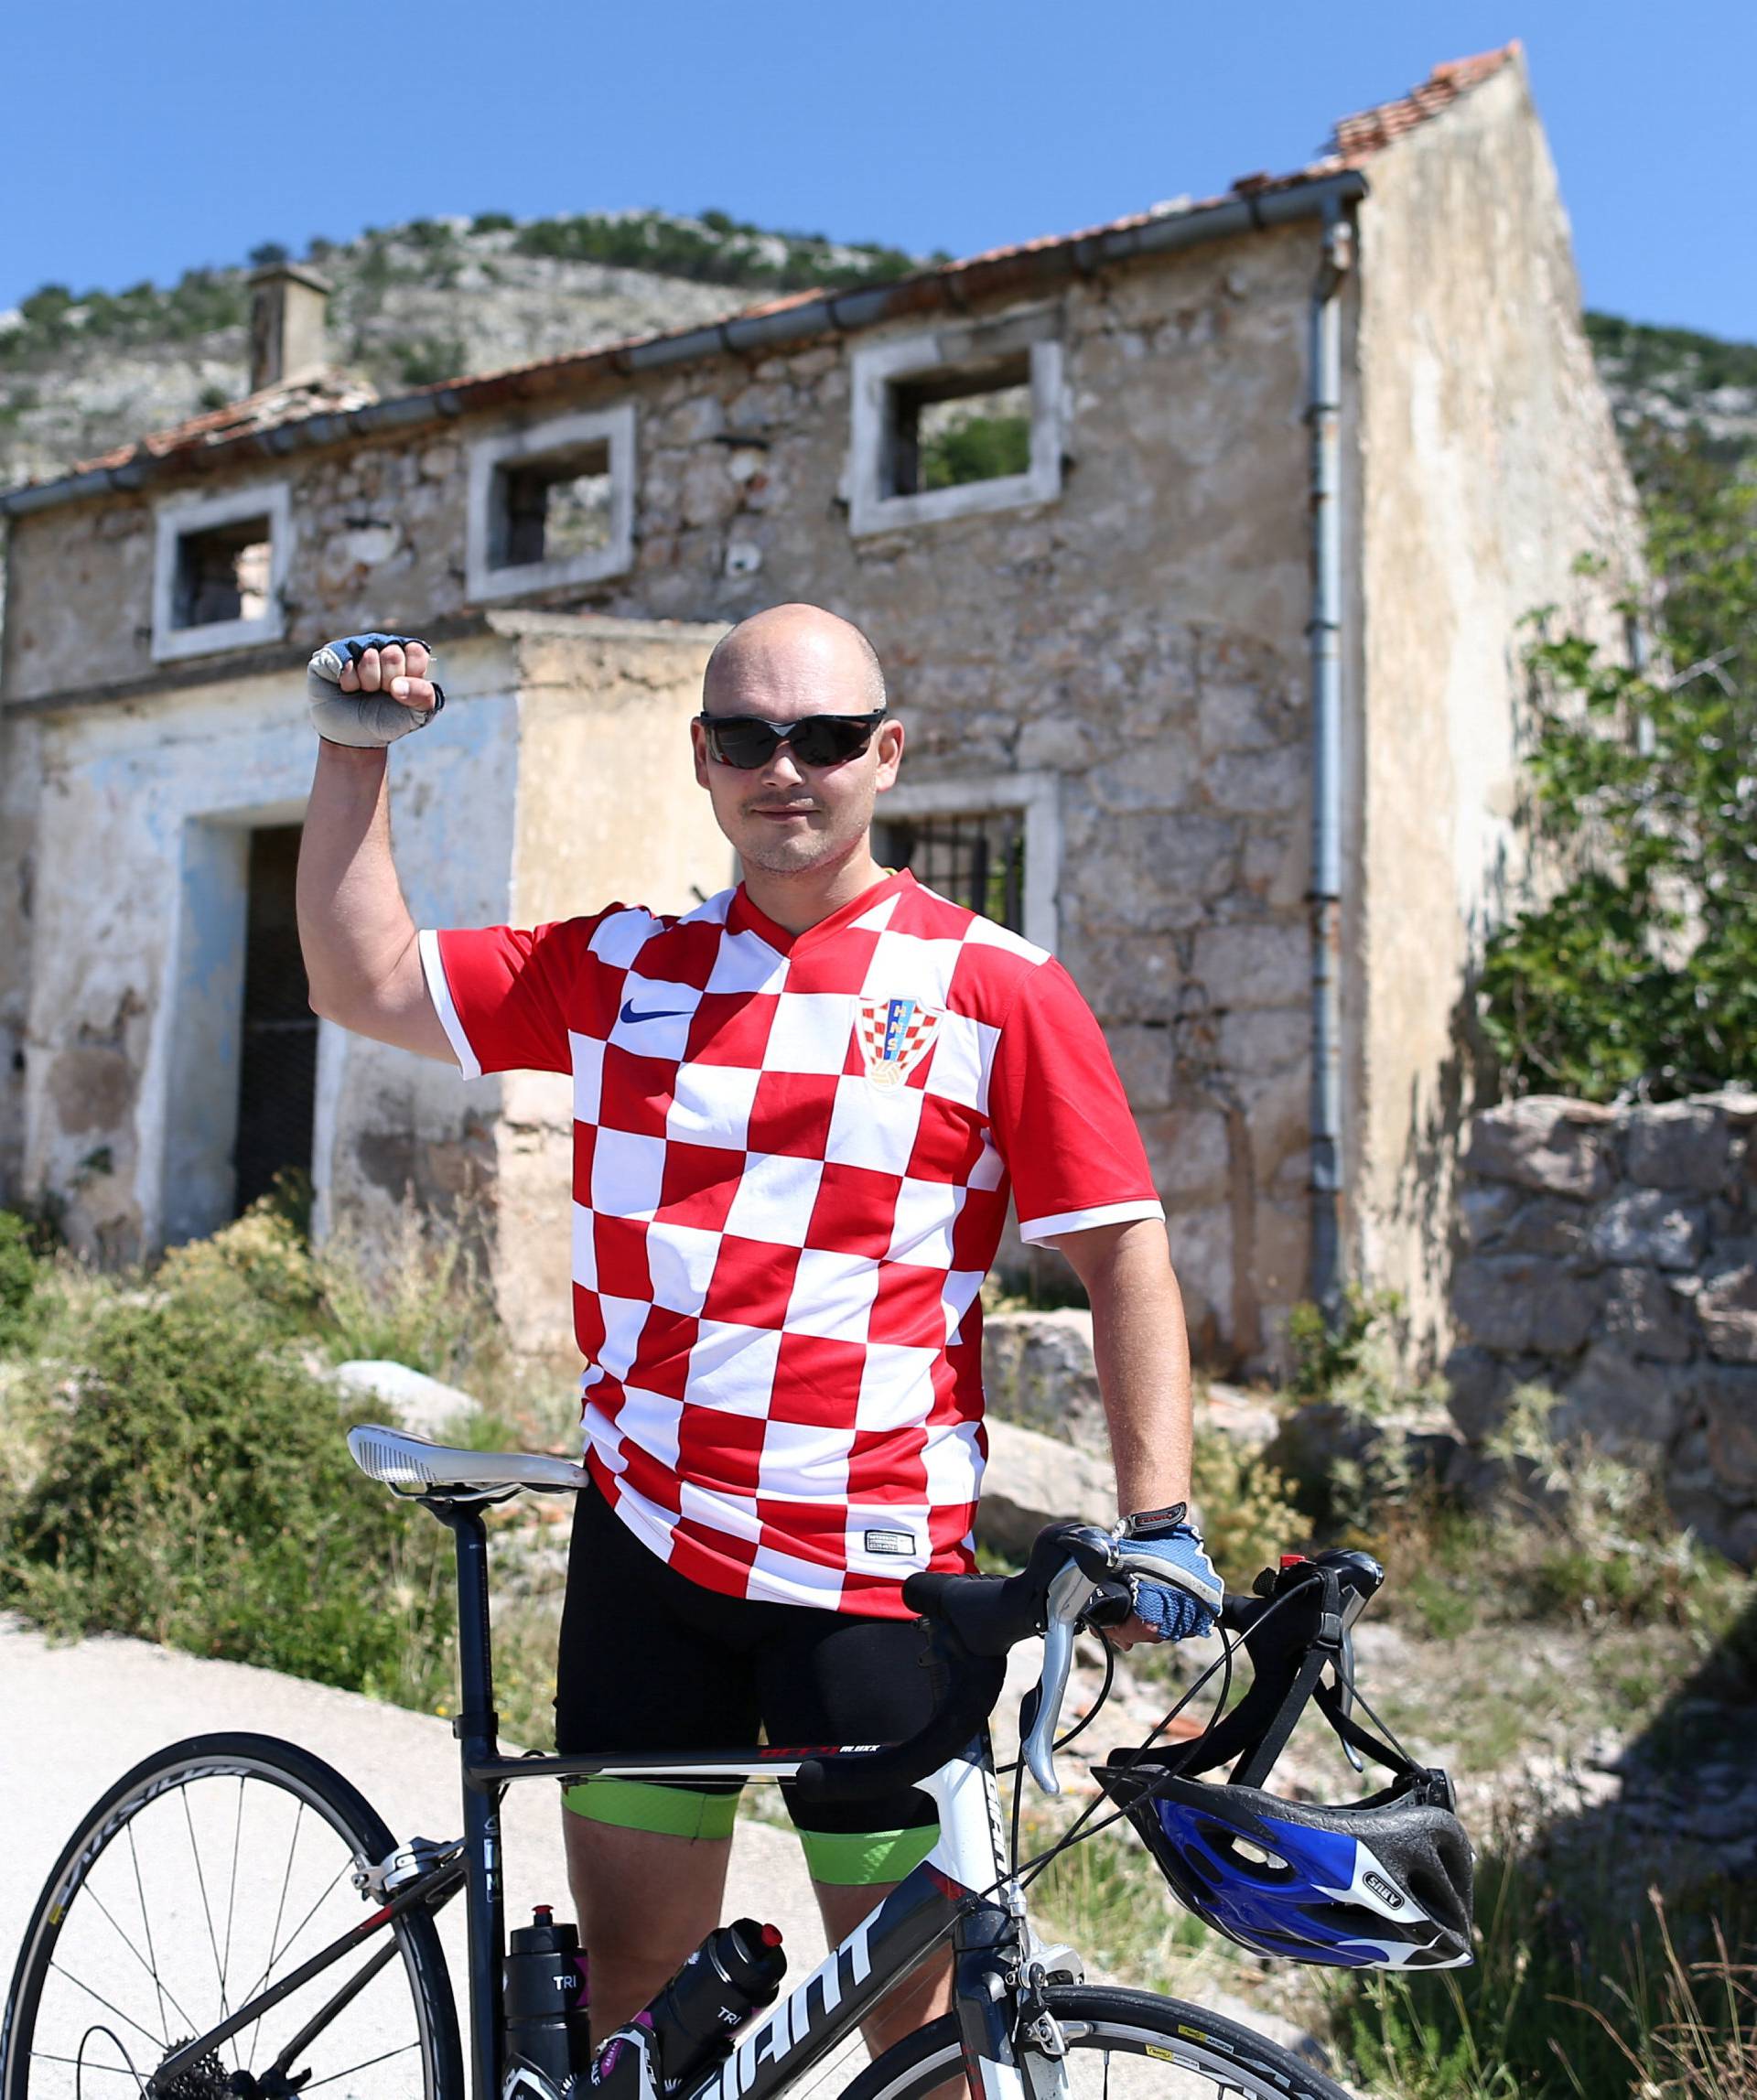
[697,709,888,770]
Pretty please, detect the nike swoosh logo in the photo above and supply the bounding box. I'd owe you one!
[620,1001,691,1025]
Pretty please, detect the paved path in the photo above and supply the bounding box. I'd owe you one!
[0,1615,829,2008]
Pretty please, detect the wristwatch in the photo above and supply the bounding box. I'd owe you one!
[1119,1502,1190,1540]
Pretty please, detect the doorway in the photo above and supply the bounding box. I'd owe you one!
[233,824,317,1216]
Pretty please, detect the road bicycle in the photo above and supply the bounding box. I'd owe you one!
[3,1423,1452,2100]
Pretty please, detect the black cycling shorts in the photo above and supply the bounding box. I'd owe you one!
[555,1482,939,1867]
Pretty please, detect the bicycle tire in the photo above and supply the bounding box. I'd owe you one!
[834,1983,1352,2100]
[2,1731,464,2100]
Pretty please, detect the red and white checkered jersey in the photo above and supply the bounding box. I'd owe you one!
[421,870,1162,1616]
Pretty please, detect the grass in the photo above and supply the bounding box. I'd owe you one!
[1328,1859,1757,2099]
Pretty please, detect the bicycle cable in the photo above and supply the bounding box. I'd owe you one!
[1008,1566,1428,1895]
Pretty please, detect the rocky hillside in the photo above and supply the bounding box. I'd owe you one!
[0,210,932,491]
[1586,310,1757,470]
[1,211,1751,499]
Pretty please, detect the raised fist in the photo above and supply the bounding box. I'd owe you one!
[307,633,445,748]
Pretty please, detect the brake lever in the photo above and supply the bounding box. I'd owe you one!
[1022,1559,1105,1795]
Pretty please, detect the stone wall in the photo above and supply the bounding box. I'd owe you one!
[3,225,1326,1364]
[1447,1093,1757,1564]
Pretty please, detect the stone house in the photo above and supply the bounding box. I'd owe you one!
[0,46,1642,1369]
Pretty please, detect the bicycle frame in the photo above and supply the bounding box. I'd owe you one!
[428,1500,1043,2100]
[144,1498,1040,2100]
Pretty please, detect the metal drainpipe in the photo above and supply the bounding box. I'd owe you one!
[1306,203,1353,1320]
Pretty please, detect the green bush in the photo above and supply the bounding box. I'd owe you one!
[921,412,1030,490]
[1,1292,454,1701]
[1189,1430,1302,1588]
[0,1212,41,1350]
[1479,411,1757,1101]
[155,1200,321,1332]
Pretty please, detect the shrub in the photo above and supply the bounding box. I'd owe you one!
[1190,1430,1303,1588]
[921,413,1030,490]
[1276,1288,1448,1535]
[155,1199,320,1332]
[393,336,468,387]
[0,1212,42,1351]
[1,1292,454,1701]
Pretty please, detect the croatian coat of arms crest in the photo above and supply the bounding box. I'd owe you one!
[856,996,942,1088]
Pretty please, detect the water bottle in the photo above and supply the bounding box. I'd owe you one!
[503,1904,593,2095]
[591,1919,786,2099]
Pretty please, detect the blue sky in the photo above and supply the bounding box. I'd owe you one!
[4,0,1752,340]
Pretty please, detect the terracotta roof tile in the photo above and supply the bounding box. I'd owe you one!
[67,370,378,479]
[1331,44,1519,166]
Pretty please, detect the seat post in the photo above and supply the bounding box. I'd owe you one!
[427,1499,506,2100]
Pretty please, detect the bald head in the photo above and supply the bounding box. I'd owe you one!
[703,603,887,717]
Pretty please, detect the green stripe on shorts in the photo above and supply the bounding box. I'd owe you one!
[561,1777,741,1841]
[798,1823,939,1887]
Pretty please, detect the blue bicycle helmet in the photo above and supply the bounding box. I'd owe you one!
[1097,1762,1473,1970]
[1094,1552,1474,1971]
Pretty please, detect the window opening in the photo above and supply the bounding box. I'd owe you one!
[172,515,273,630]
[886,353,1031,498]
[878,809,1026,932]
[234,824,318,1217]
[490,441,613,569]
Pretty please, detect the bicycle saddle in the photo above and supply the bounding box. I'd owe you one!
[347,1423,586,1496]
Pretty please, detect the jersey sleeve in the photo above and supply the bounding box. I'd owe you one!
[420,921,595,1079]
[986,959,1165,1246]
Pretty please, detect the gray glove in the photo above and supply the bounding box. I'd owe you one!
[307,632,444,748]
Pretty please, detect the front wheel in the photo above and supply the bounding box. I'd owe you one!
[836,1984,1353,2100]
[2,1732,463,2100]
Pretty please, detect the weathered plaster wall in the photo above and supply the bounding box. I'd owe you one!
[1352,56,1644,1356]
[3,227,1326,1362]
[22,638,522,1262]
[316,628,524,1265]
[490,613,729,1352]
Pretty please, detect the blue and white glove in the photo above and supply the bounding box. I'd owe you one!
[1123,1522,1222,1642]
[307,632,444,748]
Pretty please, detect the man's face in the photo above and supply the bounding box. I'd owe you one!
[692,638,903,878]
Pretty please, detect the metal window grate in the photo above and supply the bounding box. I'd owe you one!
[234,824,317,1215]
[878,810,1026,932]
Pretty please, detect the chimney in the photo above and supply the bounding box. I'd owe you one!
[248,263,332,393]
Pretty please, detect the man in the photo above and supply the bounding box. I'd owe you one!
[296,604,1216,2056]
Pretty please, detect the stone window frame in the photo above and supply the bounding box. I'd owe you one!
[465,404,637,603]
[847,308,1065,539]
[150,479,292,663]
[876,771,1061,952]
